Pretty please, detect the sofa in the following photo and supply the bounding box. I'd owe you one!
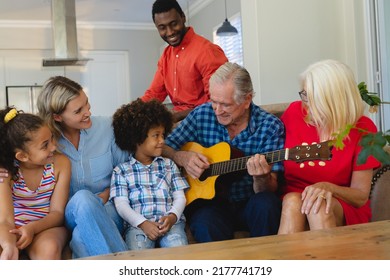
[370,151,390,221]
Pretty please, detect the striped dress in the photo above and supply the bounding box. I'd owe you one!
[12,163,56,226]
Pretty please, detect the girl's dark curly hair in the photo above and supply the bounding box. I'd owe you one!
[112,99,173,153]
[0,107,45,179]
[152,0,184,22]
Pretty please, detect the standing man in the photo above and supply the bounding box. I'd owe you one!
[142,0,228,121]
[162,62,285,243]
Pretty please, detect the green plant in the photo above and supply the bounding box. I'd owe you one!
[358,82,382,107]
[333,82,390,165]
[359,130,390,164]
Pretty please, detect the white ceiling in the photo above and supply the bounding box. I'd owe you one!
[0,0,206,26]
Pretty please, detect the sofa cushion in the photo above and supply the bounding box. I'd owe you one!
[371,164,390,221]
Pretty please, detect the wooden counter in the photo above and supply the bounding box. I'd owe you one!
[86,220,390,260]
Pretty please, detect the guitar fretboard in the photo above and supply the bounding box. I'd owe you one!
[208,148,288,177]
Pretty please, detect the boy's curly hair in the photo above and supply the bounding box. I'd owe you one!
[112,99,173,153]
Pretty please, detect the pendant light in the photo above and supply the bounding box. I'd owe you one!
[216,0,238,36]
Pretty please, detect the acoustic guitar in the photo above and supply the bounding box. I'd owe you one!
[180,141,333,205]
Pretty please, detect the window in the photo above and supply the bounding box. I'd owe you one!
[213,13,243,66]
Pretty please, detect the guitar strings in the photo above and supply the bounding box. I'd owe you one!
[209,150,287,176]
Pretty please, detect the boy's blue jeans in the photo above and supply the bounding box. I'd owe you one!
[125,220,188,250]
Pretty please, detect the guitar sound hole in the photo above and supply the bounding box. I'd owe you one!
[199,168,212,181]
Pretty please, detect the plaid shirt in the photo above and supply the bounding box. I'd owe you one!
[110,156,189,223]
[165,102,285,202]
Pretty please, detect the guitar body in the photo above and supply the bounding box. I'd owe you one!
[180,142,244,205]
[180,141,332,206]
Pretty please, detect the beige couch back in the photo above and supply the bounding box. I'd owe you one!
[371,165,390,221]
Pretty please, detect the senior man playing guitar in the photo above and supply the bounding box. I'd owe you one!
[162,62,286,243]
[163,62,332,243]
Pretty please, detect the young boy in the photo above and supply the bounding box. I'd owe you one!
[110,99,189,250]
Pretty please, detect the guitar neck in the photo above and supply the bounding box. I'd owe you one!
[208,148,288,177]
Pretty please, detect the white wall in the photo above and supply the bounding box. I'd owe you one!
[241,0,371,106]
[191,0,373,107]
[0,25,162,111]
[77,28,162,100]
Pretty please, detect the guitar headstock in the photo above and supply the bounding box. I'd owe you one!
[287,141,333,163]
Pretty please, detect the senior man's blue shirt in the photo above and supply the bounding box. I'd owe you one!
[165,102,285,202]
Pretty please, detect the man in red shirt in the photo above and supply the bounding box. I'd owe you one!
[142,0,228,122]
